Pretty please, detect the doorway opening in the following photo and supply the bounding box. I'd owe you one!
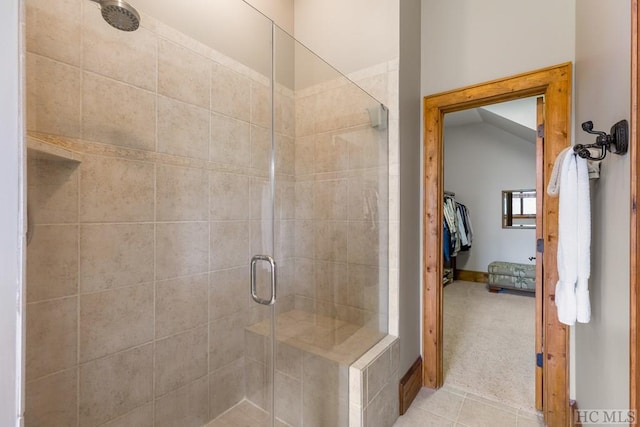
[423,63,572,426]
[441,96,540,413]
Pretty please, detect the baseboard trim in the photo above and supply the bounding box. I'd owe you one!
[399,356,422,415]
[457,269,488,283]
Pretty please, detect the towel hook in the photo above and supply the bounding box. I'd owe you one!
[573,119,628,161]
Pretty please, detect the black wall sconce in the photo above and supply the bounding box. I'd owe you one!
[573,119,629,161]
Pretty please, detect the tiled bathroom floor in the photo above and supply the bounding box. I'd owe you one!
[393,384,544,427]
[204,400,286,427]
[206,385,544,426]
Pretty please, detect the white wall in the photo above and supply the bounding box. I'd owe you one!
[422,0,575,95]
[133,0,277,78]
[398,0,423,376]
[574,0,630,411]
[444,122,537,271]
[0,0,24,425]
[421,0,576,397]
[294,0,399,75]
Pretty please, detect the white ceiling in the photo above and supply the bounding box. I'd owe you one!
[444,97,538,143]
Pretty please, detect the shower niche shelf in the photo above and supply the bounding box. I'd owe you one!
[27,134,82,163]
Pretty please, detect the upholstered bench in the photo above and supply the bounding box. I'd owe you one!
[487,261,536,293]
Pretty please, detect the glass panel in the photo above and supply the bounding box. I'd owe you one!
[24,0,389,425]
[274,26,389,427]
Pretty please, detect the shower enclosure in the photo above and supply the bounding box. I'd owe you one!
[24,0,389,425]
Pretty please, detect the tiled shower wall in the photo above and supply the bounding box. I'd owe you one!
[25,0,395,426]
[292,77,390,330]
[25,0,296,425]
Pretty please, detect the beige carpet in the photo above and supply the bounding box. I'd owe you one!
[443,280,536,412]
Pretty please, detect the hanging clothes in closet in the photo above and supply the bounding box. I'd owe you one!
[443,192,473,284]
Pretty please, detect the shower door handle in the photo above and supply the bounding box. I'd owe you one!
[250,254,277,306]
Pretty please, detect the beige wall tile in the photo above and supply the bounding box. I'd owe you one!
[348,172,388,222]
[294,220,314,258]
[79,344,153,427]
[347,127,387,170]
[80,283,153,362]
[249,178,270,221]
[245,358,267,411]
[276,342,302,380]
[315,261,348,304]
[303,353,349,401]
[82,72,156,151]
[156,274,209,339]
[25,368,77,427]
[275,372,302,426]
[26,0,81,66]
[347,265,381,312]
[154,377,209,427]
[275,134,294,176]
[366,348,392,404]
[156,222,209,280]
[294,295,315,313]
[27,155,79,225]
[277,220,295,261]
[314,221,347,262]
[315,85,370,133]
[79,155,154,222]
[158,95,210,160]
[314,133,348,173]
[211,63,251,122]
[210,221,250,270]
[210,113,250,167]
[294,258,315,299]
[295,181,314,220]
[157,164,209,222]
[295,136,315,175]
[348,222,385,266]
[277,181,295,221]
[363,379,398,427]
[26,297,77,381]
[158,39,210,108]
[102,403,153,427]
[82,7,156,91]
[27,225,78,302]
[210,171,250,221]
[295,95,316,138]
[250,125,271,172]
[275,91,295,138]
[389,174,399,222]
[303,389,348,427]
[249,220,273,259]
[251,82,271,129]
[209,311,247,371]
[209,267,251,321]
[314,179,348,220]
[244,330,266,365]
[26,53,81,137]
[209,357,245,419]
[155,326,208,396]
[80,223,154,293]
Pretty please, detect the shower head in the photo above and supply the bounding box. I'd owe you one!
[90,0,140,32]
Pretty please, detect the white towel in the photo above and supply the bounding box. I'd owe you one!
[576,154,591,323]
[551,150,591,325]
[547,147,572,196]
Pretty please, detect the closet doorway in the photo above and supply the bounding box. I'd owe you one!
[422,63,572,426]
[442,95,540,413]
